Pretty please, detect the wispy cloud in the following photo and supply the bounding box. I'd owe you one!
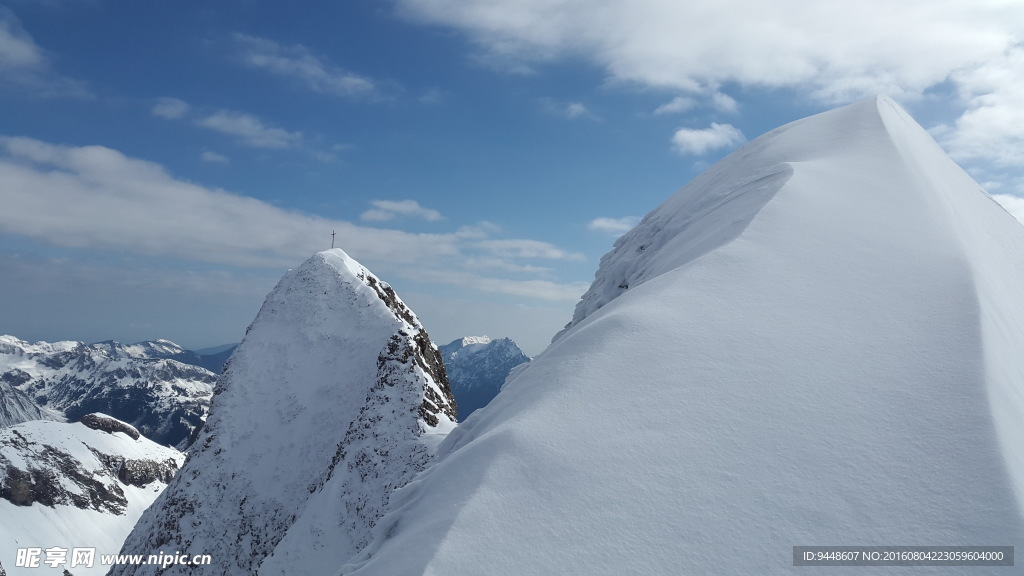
[231,33,378,99]
[541,98,600,120]
[671,122,745,155]
[711,92,739,114]
[152,97,190,120]
[200,151,229,164]
[360,199,444,222]
[407,267,588,301]
[0,7,88,97]
[475,239,584,261]
[588,216,640,236]
[196,110,304,149]
[0,136,584,303]
[654,97,696,115]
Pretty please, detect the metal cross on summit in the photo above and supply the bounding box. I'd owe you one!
[331,230,336,249]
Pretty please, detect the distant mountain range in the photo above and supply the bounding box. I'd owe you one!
[439,336,530,419]
[0,336,216,448]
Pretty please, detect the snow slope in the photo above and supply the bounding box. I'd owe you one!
[113,249,457,575]
[0,416,183,576]
[342,96,1024,575]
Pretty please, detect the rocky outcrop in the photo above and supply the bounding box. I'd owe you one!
[0,419,181,513]
[80,412,141,440]
[0,378,60,427]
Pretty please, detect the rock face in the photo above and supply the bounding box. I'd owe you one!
[339,97,1024,575]
[0,378,60,428]
[0,417,183,576]
[80,412,141,440]
[112,249,457,575]
[0,336,215,448]
[440,336,530,419]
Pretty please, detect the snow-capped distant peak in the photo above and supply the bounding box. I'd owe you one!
[460,336,492,346]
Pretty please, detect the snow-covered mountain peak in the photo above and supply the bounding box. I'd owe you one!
[345,97,1024,574]
[459,335,492,346]
[113,249,456,575]
[556,95,938,340]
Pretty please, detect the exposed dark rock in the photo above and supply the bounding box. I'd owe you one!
[81,413,141,440]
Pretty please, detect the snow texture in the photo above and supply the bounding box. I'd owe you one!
[0,418,183,576]
[0,336,215,448]
[341,97,1024,575]
[112,249,456,575]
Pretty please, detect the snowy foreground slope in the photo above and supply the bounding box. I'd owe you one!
[342,97,1024,575]
[0,416,183,576]
[113,250,457,575]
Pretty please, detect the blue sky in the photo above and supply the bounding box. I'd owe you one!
[1,0,1022,356]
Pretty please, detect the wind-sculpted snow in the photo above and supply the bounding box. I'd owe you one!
[343,97,1024,575]
[0,336,215,447]
[113,249,456,575]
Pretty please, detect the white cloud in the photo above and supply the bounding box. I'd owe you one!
[588,216,640,235]
[0,136,584,303]
[0,8,43,71]
[197,110,303,149]
[396,0,1022,98]
[152,97,190,120]
[0,136,449,269]
[993,194,1024,224]
[360,199,444,222]
[408,267,588,301]
[232,33,377,99]
[941,45,1024,166]
[201,151,229,163]
[653,96,696,115]
[0,7,88,96]
[711,92,739,114]
[671,123,745,155]
[476,239,584,261]
[394,0,1024,170]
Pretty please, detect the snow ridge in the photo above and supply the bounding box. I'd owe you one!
[342,96,1024,575]
[113,249,456,575]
